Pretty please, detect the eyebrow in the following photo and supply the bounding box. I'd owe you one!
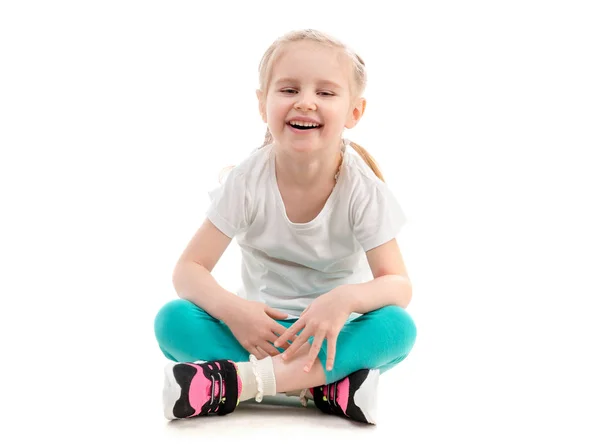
[274,77,344,90]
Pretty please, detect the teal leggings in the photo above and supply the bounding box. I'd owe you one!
[154,299,417,384]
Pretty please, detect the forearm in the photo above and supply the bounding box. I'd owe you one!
[338,275,412,314]
[172,261,245,323]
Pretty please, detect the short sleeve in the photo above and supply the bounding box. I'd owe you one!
[352,182,407,252]
[206,169,249,238]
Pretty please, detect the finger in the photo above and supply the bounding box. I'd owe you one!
[272,323,298,345]
[300,305,311,317]
[282,333,310,361]
[267,329,295,350]
[275,321,304,348]
[326,332,338,371]
[247,345,262,359]
[255,346,269,360]
[304,332,326,372]
[274,323,298,346]
[260,341,281,357]
[265,306,289,320]
[269,325,297,343]
[269,334,290,351]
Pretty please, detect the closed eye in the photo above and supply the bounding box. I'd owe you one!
[281,89,334,96]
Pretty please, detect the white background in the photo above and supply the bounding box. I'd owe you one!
[1,1,599,446]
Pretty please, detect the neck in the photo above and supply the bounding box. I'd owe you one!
[273,144,343,189]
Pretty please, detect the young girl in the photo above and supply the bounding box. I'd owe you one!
[154,29,417,425]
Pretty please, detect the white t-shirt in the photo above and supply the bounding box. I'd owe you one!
[206,139,407,319]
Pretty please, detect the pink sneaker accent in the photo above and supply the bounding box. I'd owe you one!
[311,369,379,424]
[336,377,350,415]
[163,359,241,419]
[188,364,212,417]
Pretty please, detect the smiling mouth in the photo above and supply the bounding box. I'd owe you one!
[287,123,323,130]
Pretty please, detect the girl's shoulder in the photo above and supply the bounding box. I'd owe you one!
[340,148,387,195]
[221,144,272,184]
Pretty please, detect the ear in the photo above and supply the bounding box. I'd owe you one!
[256,89,267,123]
[345,97,367,129]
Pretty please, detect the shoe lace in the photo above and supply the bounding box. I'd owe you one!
[209,372,225,407]
[196,361,227,414]
[322,382,346,416]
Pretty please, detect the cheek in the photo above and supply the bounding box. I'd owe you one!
[266,101,288,121]
[324,111,347,128]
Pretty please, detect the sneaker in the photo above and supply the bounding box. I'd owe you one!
[163,359,242,420]
[311,369,379,424]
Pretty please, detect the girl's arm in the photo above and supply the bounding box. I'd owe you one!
[339,274,412,313]
[339,238,413,313]
[172,218,245,322]
[173,262,246,322]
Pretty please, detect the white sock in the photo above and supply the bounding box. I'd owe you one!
[237,356,277,402]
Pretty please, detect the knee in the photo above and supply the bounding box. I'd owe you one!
[154,299,201,346]
[373,305,418,356]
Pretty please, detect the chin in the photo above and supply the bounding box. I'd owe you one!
[288,144,327,158]
[274,137,316,151]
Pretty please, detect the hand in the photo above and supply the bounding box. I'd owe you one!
[274,289,352,372]
[224,301,295,359]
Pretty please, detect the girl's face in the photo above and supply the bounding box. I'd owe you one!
[257,41,365,156]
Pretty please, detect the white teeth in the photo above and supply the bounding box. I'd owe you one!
[289,121,320,127]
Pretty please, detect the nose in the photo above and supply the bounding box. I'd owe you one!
[294,92,317,111]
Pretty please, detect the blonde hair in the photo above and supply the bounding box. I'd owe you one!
[220,28,385,184]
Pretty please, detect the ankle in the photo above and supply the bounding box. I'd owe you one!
[237,355,277,402]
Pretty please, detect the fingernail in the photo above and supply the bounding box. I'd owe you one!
[282,354,287,360]
[274,342,279,347]
[304,365,310,372]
